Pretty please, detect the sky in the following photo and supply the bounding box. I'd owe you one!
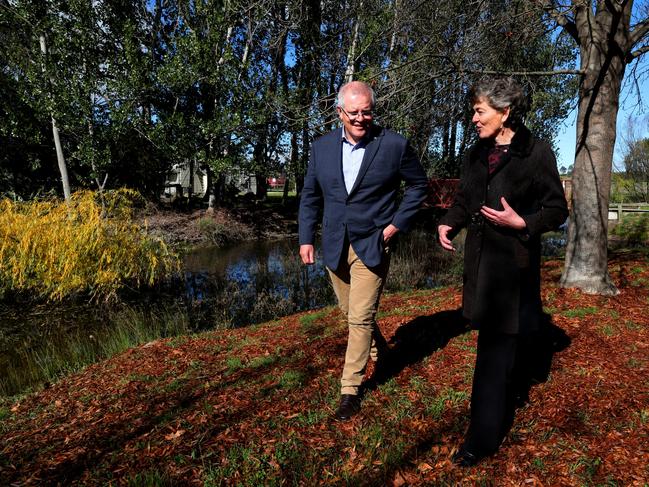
[554,60,649,172]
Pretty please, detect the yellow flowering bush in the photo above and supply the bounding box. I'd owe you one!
[0,190,179,301]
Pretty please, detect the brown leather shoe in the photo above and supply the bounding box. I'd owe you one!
[335,394,361,421]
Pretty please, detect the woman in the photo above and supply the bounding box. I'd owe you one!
[438,77,568,466]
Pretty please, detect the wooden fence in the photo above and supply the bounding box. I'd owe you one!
[608,203,649,221]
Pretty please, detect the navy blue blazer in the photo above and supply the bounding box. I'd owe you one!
[298,125,428,270]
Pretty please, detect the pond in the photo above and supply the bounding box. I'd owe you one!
[0,229,564,397]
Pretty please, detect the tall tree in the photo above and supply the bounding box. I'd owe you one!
[540,0,649,295]
[0,0,74,200]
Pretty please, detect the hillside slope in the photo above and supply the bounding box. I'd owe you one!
[1,253,648,486]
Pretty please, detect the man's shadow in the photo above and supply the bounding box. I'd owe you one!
[361,309,471,394]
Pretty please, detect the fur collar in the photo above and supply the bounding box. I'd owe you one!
[471,124,536,160]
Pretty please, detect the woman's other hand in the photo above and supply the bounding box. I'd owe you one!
[438,224,455,251]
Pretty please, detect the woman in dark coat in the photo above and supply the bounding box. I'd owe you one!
[438,77,568,466]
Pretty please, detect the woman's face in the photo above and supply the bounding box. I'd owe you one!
[472,98,510,140]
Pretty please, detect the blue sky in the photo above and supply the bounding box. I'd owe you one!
[554,58,649,172]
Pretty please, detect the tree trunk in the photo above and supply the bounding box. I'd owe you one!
[255,174,268,200]
[50,117,71,201]
[559,4,631,295]
[281,175,290,205]
[344,1,362,83]
[40,34,71,201]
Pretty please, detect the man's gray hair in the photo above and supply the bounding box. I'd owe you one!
[469,77,529,127]
[337,81,376,109]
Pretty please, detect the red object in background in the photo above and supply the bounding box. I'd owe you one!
[425,179,459,208]
[267,177,286,189]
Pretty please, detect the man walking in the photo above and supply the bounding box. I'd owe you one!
[298,81,428,420]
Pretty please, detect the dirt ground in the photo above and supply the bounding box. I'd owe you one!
[140,200,299,248]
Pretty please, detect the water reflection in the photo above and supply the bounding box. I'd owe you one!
[182,238,335,329]
[178,232,466,332]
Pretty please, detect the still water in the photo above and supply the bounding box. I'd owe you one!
[3,229,560,396]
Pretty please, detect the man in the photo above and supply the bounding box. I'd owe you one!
[298,81,428,420]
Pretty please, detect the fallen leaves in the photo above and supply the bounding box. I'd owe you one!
[1,252,648,486]
[164,429,186,441]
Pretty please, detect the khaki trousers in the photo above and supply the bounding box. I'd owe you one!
[328,243,390,396]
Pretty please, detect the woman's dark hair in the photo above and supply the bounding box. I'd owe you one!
[469,77,529,128]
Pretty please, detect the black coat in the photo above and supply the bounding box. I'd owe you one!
[440,125,568,334]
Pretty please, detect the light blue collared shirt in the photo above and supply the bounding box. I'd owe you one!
[341,128,368,194]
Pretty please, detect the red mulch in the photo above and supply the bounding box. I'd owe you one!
[1,253,648,485]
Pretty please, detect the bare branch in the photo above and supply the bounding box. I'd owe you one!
[602,0,625,15]
[461,68,585,76]
[538,0,580,43]
[627,44,649,62]
[628,17,649,48]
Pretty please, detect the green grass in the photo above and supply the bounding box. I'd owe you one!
[273,435,316,483]
[531,456,547,472]
[562,306,599,318]
[249,354,279,369]
[203,444,275,486]
[569,455,603,483]
[599,324,617,336]
[424,388,469,420]
[292,409,328,426]
[0,406,11,422]
[625,320,643,331]
[277,370,306,390]
[225,356,244,374]
[626,357,642,368]
[125,468,173,486]
[299,309,330,337]
[1,304,194,397]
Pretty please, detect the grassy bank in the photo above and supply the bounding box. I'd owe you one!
[0,304,193,396]
[1,251,648,485]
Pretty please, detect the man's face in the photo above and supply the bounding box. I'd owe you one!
[338,92,373,144]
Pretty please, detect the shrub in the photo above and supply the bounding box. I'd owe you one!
[611,214,649,246]
[196,215,252,246]
[0,190,179,301]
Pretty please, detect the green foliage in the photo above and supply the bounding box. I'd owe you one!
[1,0,585,201]
[623,138,649,180]
[610,173,649,203]
[0,190,178,301]
[611,214,649,246]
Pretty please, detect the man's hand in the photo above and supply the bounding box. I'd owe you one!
[300,244,315,265]
[480,197,526,230]
[383,224,399,243]
[438,224,455,251]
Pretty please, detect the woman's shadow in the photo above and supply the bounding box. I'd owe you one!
[361,309,571,403]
